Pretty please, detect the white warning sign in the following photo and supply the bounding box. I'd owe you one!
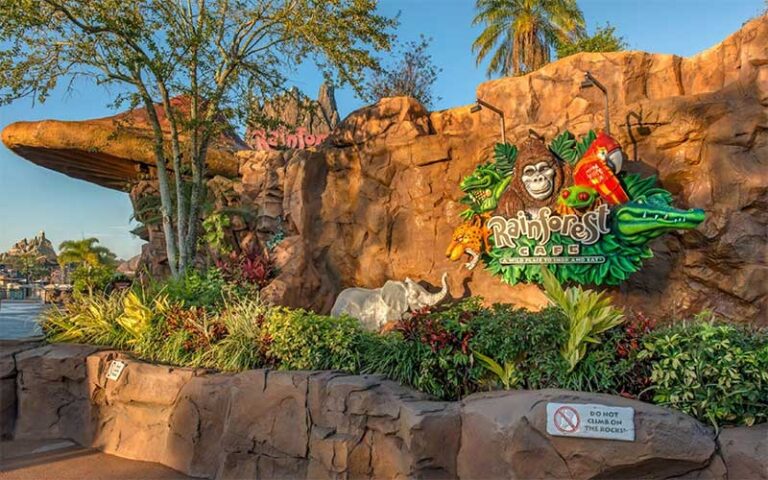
[546,402,635,441]
[106,360,126,381]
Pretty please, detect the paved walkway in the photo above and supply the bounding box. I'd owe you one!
[0,439,192,479]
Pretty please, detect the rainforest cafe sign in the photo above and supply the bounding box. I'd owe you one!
[445,130,706,286]
[488,205,610,248]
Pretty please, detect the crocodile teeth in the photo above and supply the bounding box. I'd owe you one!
[654,215,659,220]
[643,212,647,219]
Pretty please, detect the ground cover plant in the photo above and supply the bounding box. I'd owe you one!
[42,268,768,428]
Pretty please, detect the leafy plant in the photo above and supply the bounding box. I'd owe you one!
[70,264,116,294]
[206,299,269,372]
[117,290,169,345]
[161,269,228,309]
[202,213,232,255]
[639,322,768,428]
[541,267,624,371]
[360,301,478,399]
[556,23,626,59]
[43,292,130,347]
[215,250,274,289]
[473,350,521,390]
[264,308,362,372]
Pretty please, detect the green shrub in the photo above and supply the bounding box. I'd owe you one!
[161,269,229,308]
[205,298,269,372]
[469,304,567,390]
[473,350,521,390]
[639,322,768,427]
[71,264,116,294]
[264,308,362,372]
[359,300,479,399]
[541,268,625,371]
[43,291,130,347]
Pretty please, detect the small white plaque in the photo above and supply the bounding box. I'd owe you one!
[106,360,126,381]
[546,402,635,441]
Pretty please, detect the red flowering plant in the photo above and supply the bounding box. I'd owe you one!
[394,307,474,354]
[614,310,656,399]
[162,304,229,353]
[215,248,274,289]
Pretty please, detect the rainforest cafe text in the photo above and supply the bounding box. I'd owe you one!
[488,205,610,247]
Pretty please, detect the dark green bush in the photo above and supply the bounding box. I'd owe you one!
[161,269,228,308]
[639,322,768,427]
[264,308,362,372]
[469,303,567,390]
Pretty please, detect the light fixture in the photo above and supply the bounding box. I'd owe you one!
[580,71,610,134]
[471,99,506,144]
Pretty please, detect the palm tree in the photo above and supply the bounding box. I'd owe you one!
[11,251,47,283]
[472,0,586,77]
[58,238,116,270]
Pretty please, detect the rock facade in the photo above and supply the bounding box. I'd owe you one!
[1,18,766,322]
[240,16,768,322]
[0,338,43,439]
[0,230,58,264]
[6,343,767,479]
[1,96,246,190]
[245,83,341,150]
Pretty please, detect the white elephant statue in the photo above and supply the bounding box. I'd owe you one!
[331,273,449,331]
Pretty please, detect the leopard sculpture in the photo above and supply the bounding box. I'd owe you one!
[445,214,491,270]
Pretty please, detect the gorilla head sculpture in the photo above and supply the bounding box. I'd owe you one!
[498,138,571,216]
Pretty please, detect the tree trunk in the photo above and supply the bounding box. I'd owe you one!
[158,83,188,276]
[139,94,179,278]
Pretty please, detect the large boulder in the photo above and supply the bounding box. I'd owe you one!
[13,344,101,444]
[717,424,768,480]
[458,389,719,479]
[0,338,44,439]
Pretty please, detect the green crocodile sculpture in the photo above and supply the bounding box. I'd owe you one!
[613,178,705,246]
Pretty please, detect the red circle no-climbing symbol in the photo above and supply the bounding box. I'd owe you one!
[553,406,580,433]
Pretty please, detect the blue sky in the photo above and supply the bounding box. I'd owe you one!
[1,0,764,259]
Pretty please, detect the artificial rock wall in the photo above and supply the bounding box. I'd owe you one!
[242,16,768,323]
[2,17,767,323]
[4,343,767,479]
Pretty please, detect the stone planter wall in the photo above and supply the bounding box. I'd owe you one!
[0,338,43,439]
[4,343,767,479]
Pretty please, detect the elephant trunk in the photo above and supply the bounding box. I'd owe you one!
[420,273,449,306]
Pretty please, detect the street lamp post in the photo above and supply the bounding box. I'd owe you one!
[580,71,610,134]
[470,99,507,144]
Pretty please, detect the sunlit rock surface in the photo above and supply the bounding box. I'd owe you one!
[241,15,768,322]
[3,16,766,322]
[5,344,765,479]
[1,96,247,190]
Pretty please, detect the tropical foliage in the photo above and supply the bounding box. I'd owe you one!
[1,0,398,278]
[540,267,624,370]
[472,0,585,77]
[58,238,118,293]
[639,321,768,428]
[556,23,627,58]
[42,271,767,427]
